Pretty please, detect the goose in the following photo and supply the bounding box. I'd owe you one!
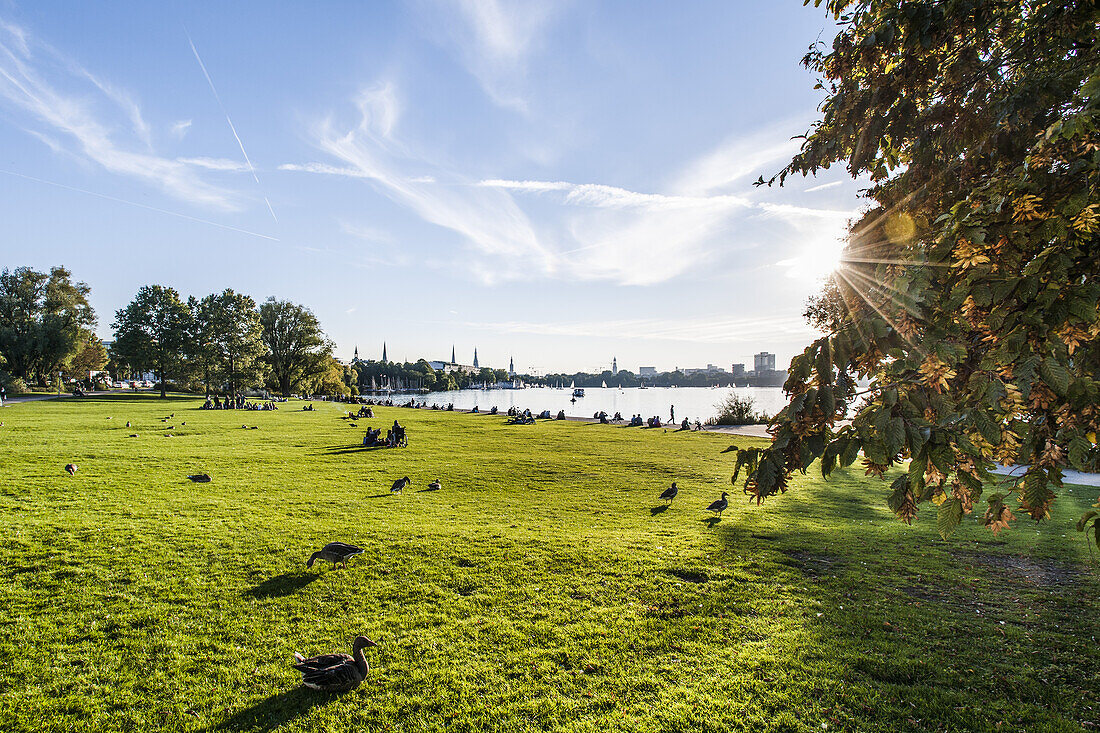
[126,421,131,428]
[187,473,212,483]
[307,542,364,570]
[706,492,729,517]
[659,482,678,504]
[64,464,77,476]
[390,476,411,494]
[427,478,442,491]
[292,635,378,692]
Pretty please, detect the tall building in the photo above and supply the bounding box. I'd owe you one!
[639,366,657,377]
[730,363,746,378]
[509,356,515,376]
[754,352,776,373]
[473,348,479,369]
[612,357,618,374]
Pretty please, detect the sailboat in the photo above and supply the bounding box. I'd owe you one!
[601,380,607,388]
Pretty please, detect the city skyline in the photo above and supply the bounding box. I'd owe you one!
[1,3,857,373]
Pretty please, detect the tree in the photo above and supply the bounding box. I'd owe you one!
[67,334,108,387]
[111,285,194,398]
[303,355,351,397]
[259,298,332,397]
[0,266,96,384]
[195,290,265,396]
[739,0,1100,545]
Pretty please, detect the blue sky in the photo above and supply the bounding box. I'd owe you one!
[0,1,863,374]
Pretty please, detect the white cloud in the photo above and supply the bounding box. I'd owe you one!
[177,156,250,172]
[290,83,555,282]
[284,82,857,287]
[171,119,193,138]
[0,20,239,210]
[804,180,843,193]
[418,0,564,111]
[464,313,819,344]
[340,221,394,244]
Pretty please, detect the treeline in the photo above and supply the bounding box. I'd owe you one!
[352,360,509,392]
[0,267,351,398]
[532,370,754,388]
[0,267,105,391]
[111,285,350,398]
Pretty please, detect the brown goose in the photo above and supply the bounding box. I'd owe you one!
[292,635,379,692]
[390,476,411,494]
[307,542,364,570]
[64,464,78,476]
[706,492,729,517]
[659,482,678,504]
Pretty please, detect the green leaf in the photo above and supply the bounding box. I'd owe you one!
[1040,358,1070,396]
[1068,436,1092,471]
[885,416,906,454]
[937,497,964,539]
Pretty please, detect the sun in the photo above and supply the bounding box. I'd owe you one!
[780,236,847,283]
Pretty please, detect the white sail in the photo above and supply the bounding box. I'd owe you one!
[570,380,575,388]
[601,380,607,388]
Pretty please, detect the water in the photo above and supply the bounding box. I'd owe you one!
[398,386,787,422]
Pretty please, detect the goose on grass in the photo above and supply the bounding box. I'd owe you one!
[390,476,411,494]
[292,635,378,692]
[427,478,442,491]
[658,482,678,504]
[706,492,729,517]
[307,542,364,570]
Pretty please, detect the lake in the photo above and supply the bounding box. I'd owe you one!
[401,385,787,422]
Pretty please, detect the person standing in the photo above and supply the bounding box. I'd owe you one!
[670,404,675,423]
[0,385,5,407]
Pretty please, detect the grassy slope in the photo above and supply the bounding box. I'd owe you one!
[0,394,1096,732]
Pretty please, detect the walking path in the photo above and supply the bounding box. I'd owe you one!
[2,389,117,406]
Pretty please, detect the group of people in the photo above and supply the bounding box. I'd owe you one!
[362,419,406,448]
[201,394,279,411]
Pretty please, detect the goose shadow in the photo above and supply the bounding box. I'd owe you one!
[321,445,390,455]
[416,487,440,493]
[244,572,319,599]
[366,493,393,499]
[217,687,339,731]
[701,516,722,528]
[649,505,669,516]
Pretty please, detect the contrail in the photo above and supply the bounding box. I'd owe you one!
[0,168,280,242]
[185,29,278,224]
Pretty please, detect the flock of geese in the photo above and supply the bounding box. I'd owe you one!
[58,405,733,693]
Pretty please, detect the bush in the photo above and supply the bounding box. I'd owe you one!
[709,394,767,426]
[0,372,29,394]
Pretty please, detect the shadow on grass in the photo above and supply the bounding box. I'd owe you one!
[701,516,721,528]
[321,445,392,455]
[244,572,319,599]
[366,493,393,499]
[217,687,338,732]
[650,505,669,516]
[417,487,440,493]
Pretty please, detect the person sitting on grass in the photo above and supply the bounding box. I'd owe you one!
[471,405,479,413]
[680,418,690,430]
[489,406,498,415]
[556,410,566,420]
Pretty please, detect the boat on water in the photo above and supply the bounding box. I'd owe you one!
[601,380,607,388]
[573,387,585,398]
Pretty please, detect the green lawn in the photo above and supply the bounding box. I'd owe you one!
[0,394,1096,732]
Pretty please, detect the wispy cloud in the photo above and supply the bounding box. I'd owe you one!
[288,83,554,282]
[185,29,277,223]
[464,314,819,344]
[0,167,277,241]
[171,119,193,138]
[177,156,250,172]
[418,0,564,111]
[283,82,855,286]
[340,221,395,244]
[0,19,240,210]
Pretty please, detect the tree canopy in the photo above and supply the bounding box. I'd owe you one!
[195,290,265,397]
[0,266,96,385]
[739,0,1100,545]
[112,285,194,398]
[259,298,333,397]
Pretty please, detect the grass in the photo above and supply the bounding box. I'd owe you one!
[0,394,1097,732]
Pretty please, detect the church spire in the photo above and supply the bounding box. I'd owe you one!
[382,342,387,362]
[452,344,456,364]
[509,355,515,376]
[473,348,479,369]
